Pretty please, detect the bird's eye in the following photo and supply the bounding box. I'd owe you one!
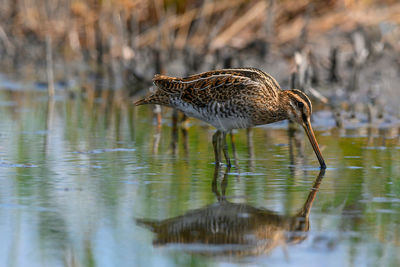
[297,101,304,108]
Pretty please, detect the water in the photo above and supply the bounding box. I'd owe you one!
[0,89,399,266]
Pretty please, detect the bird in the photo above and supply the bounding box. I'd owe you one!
[135,68,326,169]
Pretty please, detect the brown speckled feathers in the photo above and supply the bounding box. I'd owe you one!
[135,68,281,108]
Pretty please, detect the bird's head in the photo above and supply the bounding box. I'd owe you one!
[286,89,313,125]
[285,89,326,169]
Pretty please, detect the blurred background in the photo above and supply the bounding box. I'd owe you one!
[0,0,399,111]
[0,1,400,266]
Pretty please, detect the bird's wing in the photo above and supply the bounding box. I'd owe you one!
[153,68,280,107]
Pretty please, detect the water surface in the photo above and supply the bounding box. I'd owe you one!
[0,89,399,266]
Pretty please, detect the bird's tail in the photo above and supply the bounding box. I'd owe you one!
[134,91,170,106]
[134,95,155,106]
[135,74,179,106]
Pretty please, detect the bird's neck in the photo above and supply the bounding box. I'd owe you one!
[268,90,292,121]
[278,90,294,119]
[252,91,291,125]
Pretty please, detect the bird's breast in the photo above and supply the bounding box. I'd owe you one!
[171,98,253,131]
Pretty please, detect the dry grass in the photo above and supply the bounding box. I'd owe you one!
[0,0,399,100]
[1,0,398,58]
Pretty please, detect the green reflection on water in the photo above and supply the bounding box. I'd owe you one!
[0,90,399,266]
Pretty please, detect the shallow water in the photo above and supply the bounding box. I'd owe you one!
[0,89,399,266]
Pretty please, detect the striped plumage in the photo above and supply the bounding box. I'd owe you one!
[135,68,326,168]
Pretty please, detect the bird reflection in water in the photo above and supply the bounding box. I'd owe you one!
[137,167,325,256]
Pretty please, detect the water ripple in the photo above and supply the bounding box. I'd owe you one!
[72,148,136,154]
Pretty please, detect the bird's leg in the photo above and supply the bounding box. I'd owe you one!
[230,131,240,170]
[212,131,222,165]
[247,128,254,171]
[170,109,179,155]
[222,132,231,167]
[181,113,189,156]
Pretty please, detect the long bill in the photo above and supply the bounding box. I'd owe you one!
[302,119,326,169]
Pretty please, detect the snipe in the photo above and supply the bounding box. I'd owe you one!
[135,68,326,168]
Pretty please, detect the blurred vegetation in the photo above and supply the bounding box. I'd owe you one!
[0,0,399,95]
